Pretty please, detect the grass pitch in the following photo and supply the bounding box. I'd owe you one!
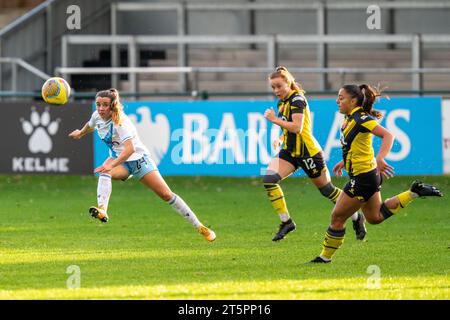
[0,175,448,299]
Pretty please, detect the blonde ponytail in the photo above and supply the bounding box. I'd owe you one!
[269,66,305,95]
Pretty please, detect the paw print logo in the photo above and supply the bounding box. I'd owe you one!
[21,107,60,154]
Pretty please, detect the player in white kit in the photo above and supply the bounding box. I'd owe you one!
[69,89,216,242]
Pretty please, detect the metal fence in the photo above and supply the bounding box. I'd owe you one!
[0,57,50,98]
[110,1,450,90]
[2,0,450,96]
[58,33,450,93]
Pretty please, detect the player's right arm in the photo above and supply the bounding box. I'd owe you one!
[69,122,94,139]
[332,160,345,177]
[264,95,306,134]
[264,108,303,134]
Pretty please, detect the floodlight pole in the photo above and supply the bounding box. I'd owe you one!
[0,38,3,96]
[178,3,188,92]
[128,37,138,98]
[412,34,423,92]
[317,1,328,91]
[111,3,119,89]
[46,3,53,75]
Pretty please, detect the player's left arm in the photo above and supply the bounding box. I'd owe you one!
[105,139,136,171]
[366,121,395,178]
[98,124,136,173]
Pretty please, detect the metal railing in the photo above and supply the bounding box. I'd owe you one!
[0,57,50,95]
[54,65,450,96]
[0,0,57,38]
[111,1,450,90]
[0,0,57,78]
[3,1,450,97]
[60,33,450,93]
[61,34,277,93]
[0,0,113,87]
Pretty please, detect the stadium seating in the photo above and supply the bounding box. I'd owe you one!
[128,46,450,93]
[1,0,450,96]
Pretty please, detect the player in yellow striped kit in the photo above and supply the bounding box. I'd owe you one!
[263,66,367,241]
[309,84,443,263]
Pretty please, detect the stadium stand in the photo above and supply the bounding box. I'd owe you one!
[1,0,450,98]
[0,0,45,28]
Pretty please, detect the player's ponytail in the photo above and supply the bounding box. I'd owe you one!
[359,84,382,119]
[109,89,123,125]
[269,66,306,95]
[342,84,383,119]
[95,88,123,125]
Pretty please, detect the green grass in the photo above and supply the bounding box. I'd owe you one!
[0,175,449,299]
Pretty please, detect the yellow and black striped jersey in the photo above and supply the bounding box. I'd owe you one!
[277,90,322,158]
[340,107,379,176]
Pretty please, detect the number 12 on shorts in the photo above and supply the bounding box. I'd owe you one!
[302,158,316,170]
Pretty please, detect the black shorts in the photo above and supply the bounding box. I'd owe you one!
[343,169,382,202]
[278,149,326,178]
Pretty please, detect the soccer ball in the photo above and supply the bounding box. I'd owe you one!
[41,77,71,105]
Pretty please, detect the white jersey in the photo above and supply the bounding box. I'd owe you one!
[88,111,150,161]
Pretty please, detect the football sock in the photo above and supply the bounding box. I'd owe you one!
[263,172,290,222]
[319,227,346,261]
[319,182,341,203]
[381,190,417,219]
[97,173,112,212]
[168,194,201,228]
[264,183,290,221]
[391,190,417,213]
[279,213,290,223]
